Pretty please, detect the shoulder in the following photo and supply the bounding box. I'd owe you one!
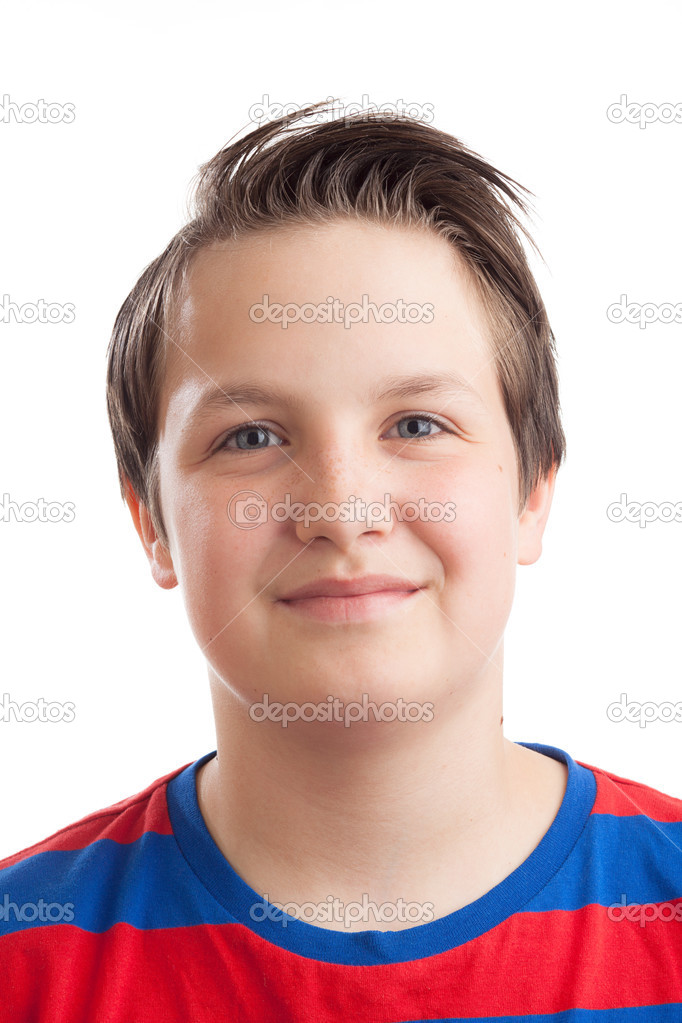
[578,757,682,821]
[0,759,191,892]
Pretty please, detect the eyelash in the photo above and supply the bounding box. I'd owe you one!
[215,413,458,453]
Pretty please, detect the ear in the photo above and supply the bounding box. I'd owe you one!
[517,467,557,566]
[123,479,178,589]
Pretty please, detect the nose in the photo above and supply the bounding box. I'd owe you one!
[289,447,396,552]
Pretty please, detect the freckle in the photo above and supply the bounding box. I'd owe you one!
[497,465,503,472]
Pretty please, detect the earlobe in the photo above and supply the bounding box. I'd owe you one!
[123,479,178,590]
[517,468,557,566]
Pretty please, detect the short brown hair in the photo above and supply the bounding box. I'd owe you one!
[106,100,565,548]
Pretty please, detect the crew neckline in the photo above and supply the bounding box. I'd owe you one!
[166,741,596,965]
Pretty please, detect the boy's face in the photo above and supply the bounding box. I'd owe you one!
[131,221,554,720]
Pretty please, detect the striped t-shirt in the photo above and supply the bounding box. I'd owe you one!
[1,742,681,1021]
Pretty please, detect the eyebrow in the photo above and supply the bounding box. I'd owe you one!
[188,371,487,425]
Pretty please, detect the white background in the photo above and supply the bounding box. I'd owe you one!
[1,0,680,859]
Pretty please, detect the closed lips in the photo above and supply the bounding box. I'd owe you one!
[279,576,424,600]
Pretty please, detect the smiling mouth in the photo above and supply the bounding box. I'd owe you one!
[277,587,424,623]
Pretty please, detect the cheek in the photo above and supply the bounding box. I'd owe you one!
[417,463,518,598]
[166,477,274,637]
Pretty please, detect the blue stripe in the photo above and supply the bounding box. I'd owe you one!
[0,831,234,936]
[2,811,679,937]
[402,1009,682,1022]
[2,743,681,972]
[164,744,602,963]
[526,813,682,912]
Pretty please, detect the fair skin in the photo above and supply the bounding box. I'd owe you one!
[126,219,566,932]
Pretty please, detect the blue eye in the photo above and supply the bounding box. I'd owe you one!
[391,415,449,440]
[219,422,283,451]
[216,413,454,454]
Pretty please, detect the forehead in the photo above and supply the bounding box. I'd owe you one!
[178,220,481,316]
[160,220,502,422]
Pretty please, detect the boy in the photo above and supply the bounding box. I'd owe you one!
[1,100,681,1021]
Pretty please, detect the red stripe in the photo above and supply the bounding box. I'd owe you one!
[578,760,682,821]
[2,904,682,1021]
[0,765,185,869]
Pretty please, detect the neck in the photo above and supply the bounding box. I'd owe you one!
[196,670,567,931]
